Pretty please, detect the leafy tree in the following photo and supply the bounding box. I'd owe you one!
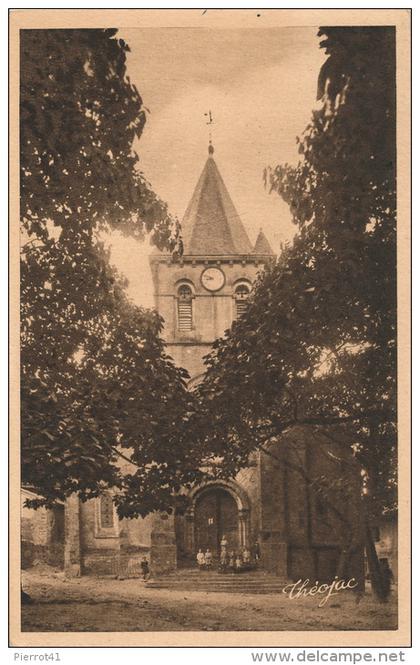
[21,29,203,515]
[193,28,396,584]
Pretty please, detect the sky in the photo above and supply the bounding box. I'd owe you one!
[109,27,326,308]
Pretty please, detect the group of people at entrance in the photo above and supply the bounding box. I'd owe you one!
[196,536,260,573]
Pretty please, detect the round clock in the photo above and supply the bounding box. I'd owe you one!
[201,267,225,292]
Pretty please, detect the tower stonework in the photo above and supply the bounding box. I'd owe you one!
[149,144,274,383]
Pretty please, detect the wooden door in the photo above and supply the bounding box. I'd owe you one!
[194,488,239,555]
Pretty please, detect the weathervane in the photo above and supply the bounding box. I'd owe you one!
[204,110,215,145]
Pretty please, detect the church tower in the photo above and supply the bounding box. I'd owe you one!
[149,143,274,384]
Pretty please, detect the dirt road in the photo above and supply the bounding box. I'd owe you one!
[21,567,397,633]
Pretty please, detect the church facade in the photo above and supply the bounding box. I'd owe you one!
[22,145,364,584]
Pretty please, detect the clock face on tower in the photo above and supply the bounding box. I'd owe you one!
[200,267,225,292]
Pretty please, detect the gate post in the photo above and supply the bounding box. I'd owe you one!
[185,510,195,555]
[64,494,82,577]
[150,511,177,576]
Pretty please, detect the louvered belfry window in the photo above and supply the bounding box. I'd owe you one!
[178,284,193,331]
[100,493,115,529]
[235,284,250,319]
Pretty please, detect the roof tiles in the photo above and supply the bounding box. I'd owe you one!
[181,151,253,256]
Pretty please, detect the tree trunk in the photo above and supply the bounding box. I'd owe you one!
[336,543,351,580]
[365,520,387,601]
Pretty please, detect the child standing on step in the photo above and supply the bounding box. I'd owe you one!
[204,548,213,570]
[140,556,150,580]
[196,548,205,571]
[235,552,243,572]
[229,551,235,570]
[253,540,261,563]
[220,547,228,571]
[243,547,251,564]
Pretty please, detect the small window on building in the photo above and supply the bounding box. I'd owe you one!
[234,283,251,319]
[100,493,115,529]
[177,284,193,331]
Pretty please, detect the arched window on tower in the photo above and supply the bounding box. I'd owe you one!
[177,284,193,331]
[234,283,251,319]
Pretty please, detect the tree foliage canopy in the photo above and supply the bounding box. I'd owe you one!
[21,29,203,515]
[195,27,396,514]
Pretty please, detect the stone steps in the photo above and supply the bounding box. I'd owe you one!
[145,569,287,594]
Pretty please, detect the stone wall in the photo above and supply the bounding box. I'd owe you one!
[258,446,288,576]
[21,492,64,569]
[150,256,265,379]
[283,426,364,584]
[79,497,153,577]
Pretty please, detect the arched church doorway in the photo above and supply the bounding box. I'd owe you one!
[194,487,239,554]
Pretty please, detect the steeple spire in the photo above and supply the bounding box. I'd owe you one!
[180,146,253,256]
[253,228,274,256]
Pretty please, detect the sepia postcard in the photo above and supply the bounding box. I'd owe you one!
[9,8,411,648]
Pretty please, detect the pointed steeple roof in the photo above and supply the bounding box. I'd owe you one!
[181,144,253,256]
[253,228,274,256]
